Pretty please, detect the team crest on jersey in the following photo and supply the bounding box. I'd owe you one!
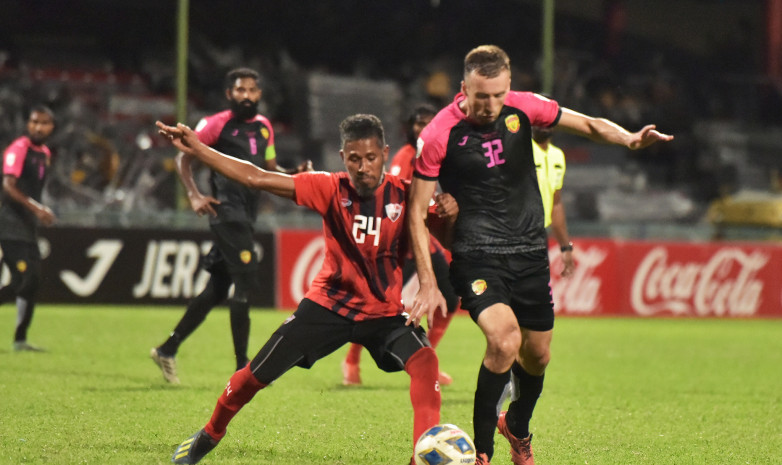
[471,279,487,295]
[239,250,253,264]
[505,114,520,133]
[415,137,425,158]
[261,128,270,140]
[385,203,403,222]
[341,198,352,207]
[16,260,27,273]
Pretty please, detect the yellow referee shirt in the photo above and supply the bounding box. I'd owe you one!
[533,140,566,227]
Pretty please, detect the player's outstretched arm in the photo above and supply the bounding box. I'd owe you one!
[157,121,296,199]
[557,108,674,150]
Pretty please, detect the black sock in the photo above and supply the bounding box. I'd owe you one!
[14,297,34,342]
[159,289,221,355]
[506,361,544,439]
[473,363,511,459]
[229,299,250,370]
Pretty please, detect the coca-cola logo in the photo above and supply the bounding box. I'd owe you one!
[630,247,769,317]
[289,237,325,303]
[550,245,607,314]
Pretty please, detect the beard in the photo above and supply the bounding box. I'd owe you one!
[230,99,259,120]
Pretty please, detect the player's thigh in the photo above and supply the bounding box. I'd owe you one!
[210,221,259,274]
[508,251,555,332]
[0,240,40,282]
[449,252,510,321]
[249,298,351,383]
[476,303,521,360]
[358,315,431,373]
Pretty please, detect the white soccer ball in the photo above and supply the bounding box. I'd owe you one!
[414,423,476,465]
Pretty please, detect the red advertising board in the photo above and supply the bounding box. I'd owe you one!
[550,239,782,318]
[277,229,782,318]
[276,229,324,309]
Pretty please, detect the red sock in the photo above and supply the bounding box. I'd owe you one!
[405,347,441,449]
[344,343,363,365]
[428,308,455,348]
[204,366,266,440]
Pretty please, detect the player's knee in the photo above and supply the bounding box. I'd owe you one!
[485,325,521,361]
[521,342,551,372]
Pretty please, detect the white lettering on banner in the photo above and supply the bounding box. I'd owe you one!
[290,237,325,303]
[550,245,607,314]
[133,240,212,299]
[631,247,768,317]
[60,240,124,297]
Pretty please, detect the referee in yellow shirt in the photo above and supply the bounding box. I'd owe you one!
[532,125,575,277]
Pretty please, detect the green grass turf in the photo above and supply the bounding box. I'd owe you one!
[1,305,781,464]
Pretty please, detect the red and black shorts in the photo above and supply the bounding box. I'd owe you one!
[449,248,554,332]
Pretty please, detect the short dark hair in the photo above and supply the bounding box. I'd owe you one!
[339,114,385,148]
[28,104,55,125]
[464,45,510,79]
[224,67,260,90]
[406,104,438,145]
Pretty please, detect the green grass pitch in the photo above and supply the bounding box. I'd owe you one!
[1,305,781,464]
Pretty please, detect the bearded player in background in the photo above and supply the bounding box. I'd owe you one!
[150,68,310,384]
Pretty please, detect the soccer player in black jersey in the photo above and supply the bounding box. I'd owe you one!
[407,45,673,465]
[0,105,56,352]
[151,68,310,384]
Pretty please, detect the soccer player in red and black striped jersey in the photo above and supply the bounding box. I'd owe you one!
[157,114,440,465]
[341,103,461,387]
[0,105,56,352]
[151,68,310,383]
[407,45,673,465]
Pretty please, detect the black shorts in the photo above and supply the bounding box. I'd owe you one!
[450,248,554,332]
[0,239,41,278]
[203,221,258,273]
[248,299,431,384]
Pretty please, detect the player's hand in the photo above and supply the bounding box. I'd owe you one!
[560,250,575,278]
[36,205,56,226]
[189,192,220,217]
[156,121,199,154]
[406,281,447,328]
[296,159,314,173]
[628,125,674,150]
[434,192,459,222]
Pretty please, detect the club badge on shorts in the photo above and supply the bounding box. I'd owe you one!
[16,260,27,273]
[471,279,487,295]
[239,250,253,264]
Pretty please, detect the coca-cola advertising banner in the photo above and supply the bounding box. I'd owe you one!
[550,239,781,318]
[0,227,275,306]
[278,230,782,318]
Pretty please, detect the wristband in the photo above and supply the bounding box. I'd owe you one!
[560,242,573,252]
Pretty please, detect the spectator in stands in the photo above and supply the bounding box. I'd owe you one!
[0,105,56,352]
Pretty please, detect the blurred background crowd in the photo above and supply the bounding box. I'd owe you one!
[1,0,780,238]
